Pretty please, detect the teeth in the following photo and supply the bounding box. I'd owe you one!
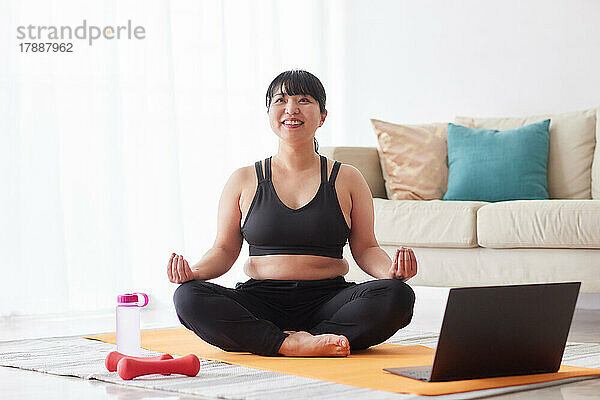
[283,120,303,125]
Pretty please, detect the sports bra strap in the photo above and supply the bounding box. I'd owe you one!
[254,160,264,183]
[328,161,341,186]
[265,157,272,181]
[262,155,334,184]
[320,155,327,183]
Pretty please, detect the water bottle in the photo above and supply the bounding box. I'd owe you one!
[116,292,149,356]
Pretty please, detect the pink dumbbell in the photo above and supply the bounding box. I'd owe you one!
[105,351,173,373]
[117,354,201,380]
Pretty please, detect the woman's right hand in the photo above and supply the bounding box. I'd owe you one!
[167,253,195,284]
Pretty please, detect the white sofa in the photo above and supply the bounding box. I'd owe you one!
[320,107,600,293]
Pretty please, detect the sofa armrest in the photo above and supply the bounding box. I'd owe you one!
[319,146,387,199]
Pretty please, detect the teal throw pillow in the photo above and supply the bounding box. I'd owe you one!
[443,119,550,202]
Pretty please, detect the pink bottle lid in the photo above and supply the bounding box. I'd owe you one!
[117,293,149,307]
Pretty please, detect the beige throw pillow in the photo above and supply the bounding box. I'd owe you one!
[371,119,448,200]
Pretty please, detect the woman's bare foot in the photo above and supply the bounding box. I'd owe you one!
[278,331,350,357]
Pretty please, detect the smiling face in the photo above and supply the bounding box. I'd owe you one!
[268,88,327,142]
[265,70,328,147]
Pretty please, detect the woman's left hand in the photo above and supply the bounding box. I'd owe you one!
[389,247,418,282]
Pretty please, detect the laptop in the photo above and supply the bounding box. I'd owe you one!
[383,282,581,382]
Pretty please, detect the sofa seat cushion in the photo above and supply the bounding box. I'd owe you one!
[374,199,489,248]
[477,200,600,248]
[344,246,600,293]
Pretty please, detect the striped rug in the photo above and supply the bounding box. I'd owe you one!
[1,327,599,399]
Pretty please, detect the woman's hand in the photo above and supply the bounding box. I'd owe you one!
[167,253,195,284]
[389,247,418,282]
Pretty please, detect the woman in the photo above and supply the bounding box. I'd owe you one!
[169,70,417,357]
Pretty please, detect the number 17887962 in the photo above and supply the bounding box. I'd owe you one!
[19,42,73,52]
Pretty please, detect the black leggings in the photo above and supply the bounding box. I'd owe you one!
[173,276,415,356]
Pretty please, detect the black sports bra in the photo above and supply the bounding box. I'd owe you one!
[240,155,350,259]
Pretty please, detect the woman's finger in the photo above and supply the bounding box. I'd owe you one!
[178,255,186,283]
[167,253,175,282]
[409,249,417,277]
[395,248,405,279]
[394,248,401,279]
[405,248,412,277]
[399,248,407,279]
[184,259,193,281]
[173,255,181,283]
[181,257,191,282]
[170,255,176,282]
[170,253,179,282]
[389,249,400,277]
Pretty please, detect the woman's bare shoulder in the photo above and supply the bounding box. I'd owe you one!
[240,162,260,182]
[235,162,261,194]
[323,158,361,184]
[220,164,256,196]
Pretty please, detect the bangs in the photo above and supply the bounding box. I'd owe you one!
[266,70,326,113]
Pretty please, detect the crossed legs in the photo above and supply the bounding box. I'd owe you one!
[173,278,415,356]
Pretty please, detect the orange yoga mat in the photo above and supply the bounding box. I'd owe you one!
[84,328,600,396]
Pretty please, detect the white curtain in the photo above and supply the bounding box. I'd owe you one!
[0,0,346,317]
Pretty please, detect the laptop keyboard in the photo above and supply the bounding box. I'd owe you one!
[397,367,432,381]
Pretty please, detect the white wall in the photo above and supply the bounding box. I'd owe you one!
[327,0,600,147]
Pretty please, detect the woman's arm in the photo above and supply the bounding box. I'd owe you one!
[167,249,236,283]
[353,246,393,279]
[190,246,239,281]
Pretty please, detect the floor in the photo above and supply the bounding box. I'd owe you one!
[1,287,600,399]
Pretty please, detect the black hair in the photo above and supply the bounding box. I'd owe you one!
[265,70,326,113]
[265,70,326,153]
